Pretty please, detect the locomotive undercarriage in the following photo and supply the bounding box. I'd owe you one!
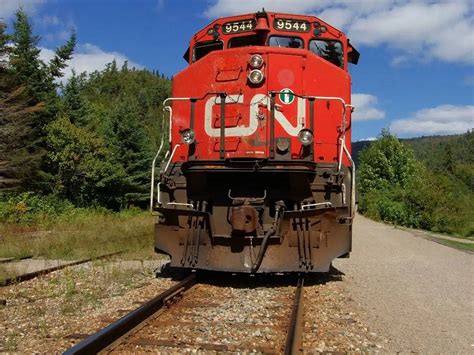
[154,161,352,273]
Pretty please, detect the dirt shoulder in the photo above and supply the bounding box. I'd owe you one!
[334,214,474,353]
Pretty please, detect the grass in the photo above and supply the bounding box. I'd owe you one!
[430,238,474,253]
[0,209,158,260]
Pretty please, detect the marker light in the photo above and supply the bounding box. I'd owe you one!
[248,69,264,85]
[249,54,264,68]
[181,128,195,144]
[298,129,314,146]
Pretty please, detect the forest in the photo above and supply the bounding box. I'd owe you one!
[0,9,171,222]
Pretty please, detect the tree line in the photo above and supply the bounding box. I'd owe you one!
[358,130,473,237]
[0,9,171,210]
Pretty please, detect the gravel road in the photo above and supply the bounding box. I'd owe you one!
[334,214,474,353]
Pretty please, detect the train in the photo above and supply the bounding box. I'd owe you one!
[150,10,359,273]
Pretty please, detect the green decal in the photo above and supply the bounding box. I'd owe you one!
[279,88,295,105]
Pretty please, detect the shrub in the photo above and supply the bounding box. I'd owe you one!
[0,192,75,225]
[358,130,474,237]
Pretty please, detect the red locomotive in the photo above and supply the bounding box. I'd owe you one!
[150,10,359,273]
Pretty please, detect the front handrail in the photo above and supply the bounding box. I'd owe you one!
[269,92,356,220]
[339,137,356,219]
[149,107,169,211]
[150,96,196,211]
[150,93,356,218]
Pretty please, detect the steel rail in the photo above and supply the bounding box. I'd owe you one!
[284,276,305,355]
[0,251,122,287]
[63,273,197,355]
[0,255,33,264]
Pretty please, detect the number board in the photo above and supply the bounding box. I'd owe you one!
[222,19,257,34]
[273,18,310,33]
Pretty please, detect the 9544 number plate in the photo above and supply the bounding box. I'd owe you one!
[222,19,256,34]
[274,18,310,32]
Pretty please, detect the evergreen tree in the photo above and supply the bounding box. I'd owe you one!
[61,70,88,125]
[7,8,76,192]
[0,21,9,68]
[108,98,152,207]
[48,31,76,78]
[9,8,43,101]
[0,20,43,191]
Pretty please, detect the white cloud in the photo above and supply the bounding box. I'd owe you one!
[203,0,329,19]
[203,0,474,65]
[40,43,142,82]
[351,93,385,121]
[315,7,353,30]
[390,105,474,136]
[347,1,474,64]
[0,0,45,20]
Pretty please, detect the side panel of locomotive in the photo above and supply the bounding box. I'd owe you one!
[151,11,358,273]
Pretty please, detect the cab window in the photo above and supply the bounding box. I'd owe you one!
[309,40,343,68]
[229,35,265,48]
[268,36,303,49]
[193,40,223,62]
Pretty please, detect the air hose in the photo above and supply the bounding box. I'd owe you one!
[251,201,285,273]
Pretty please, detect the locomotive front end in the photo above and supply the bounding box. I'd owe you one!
[151,11,359,273]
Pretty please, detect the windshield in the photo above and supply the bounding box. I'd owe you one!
[193,40,224,62]
[229,35,265,48]
[268,36,304,49]
[309,40,343,68]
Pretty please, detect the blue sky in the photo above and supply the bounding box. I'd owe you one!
[1,0,473,141]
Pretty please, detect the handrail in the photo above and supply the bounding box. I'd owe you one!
[269,92,356,220]
[163,143,181,175]
[149,107,169,211]
[150,94,356,216]
[339,137,356,219]
[150,96,196,211]
[301,202,332,210]
[150,144,182,210]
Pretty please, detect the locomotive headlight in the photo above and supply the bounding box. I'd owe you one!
[248,69,264,85]
[181,128,195,144]
[298,129,314,146]
[249,54,264,68]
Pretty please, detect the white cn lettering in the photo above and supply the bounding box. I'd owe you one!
[204,94,306,137]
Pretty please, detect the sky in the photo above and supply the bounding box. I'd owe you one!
[1,0,473,141]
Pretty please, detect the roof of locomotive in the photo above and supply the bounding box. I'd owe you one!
[183,10,359,64]
[192,11,343,39]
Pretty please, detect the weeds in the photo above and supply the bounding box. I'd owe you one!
[0,210,156,260]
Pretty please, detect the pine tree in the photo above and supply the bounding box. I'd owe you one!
[108,98,152,207]
[0,20,43,191]
[48,31,76,78]
[62,70,88,125]
[9,8,44,102]
[7,8,76,192]
[0,21,9,68]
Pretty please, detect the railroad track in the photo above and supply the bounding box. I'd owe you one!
[0,251,122,287]
[0,255,33,264]
[64,273,306,354]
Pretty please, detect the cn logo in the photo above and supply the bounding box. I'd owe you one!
[204,94,306,138]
